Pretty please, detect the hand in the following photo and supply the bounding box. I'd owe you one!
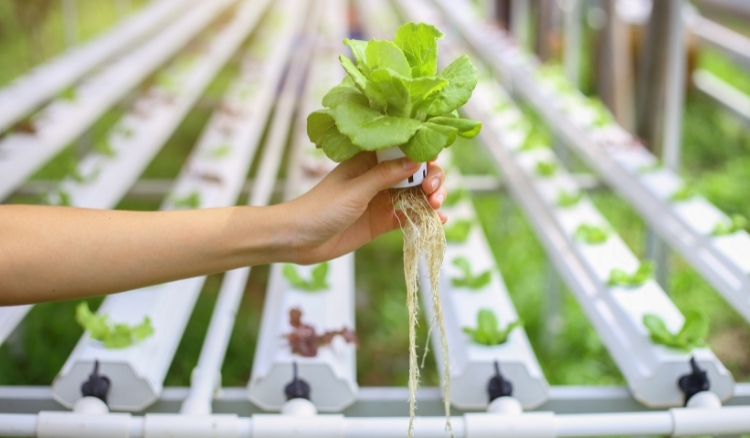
[283,152,448,264]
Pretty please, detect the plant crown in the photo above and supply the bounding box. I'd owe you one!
[642,310,708,351]
[306,23,482,163]
[76,302,154,349]
[712,214,747,236]
[445,219,472,243]
[451,256,491,290]
[463,308,522,346]
[575,223,609,244]
[556,190,582,208]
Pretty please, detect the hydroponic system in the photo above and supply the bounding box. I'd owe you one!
[0,0,749,437]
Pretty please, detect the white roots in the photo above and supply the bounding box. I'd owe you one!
[390,187,451,438]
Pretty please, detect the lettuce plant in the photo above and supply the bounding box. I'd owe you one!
[463,308,522,346]
[306,22,482,162]
[607,260,655,287]
[637,161,662,174]
[76,302,154,349]
[94,140,117,158]
[283,263,329,291]
[442,187,467,207]
[445,219,472,243]
[575,224,609,244]
[451,256,491,289]
[172,191,201,209]
[642,310,708,351]
[535,160,558,177]
[556,190,582,208]
[712,214,747,236]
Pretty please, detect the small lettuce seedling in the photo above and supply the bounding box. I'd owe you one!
[642,310,708,351]
[451,256,491,290]
[94,140,117,158]
[283,262,329,292]
[463,308,522,346]
[209,144,232,159]
[306,22,482,162]
[607,260,655,287]
[76,302,154,349]
[519,129,550,152]
[669,184,697,202]
[556,190,582,208]
[575,224,609,244]
[712,214,747,236]
[588,98,613,127]
[59,86,77,101]
[445,219,472,243]
[442,187,467,207]
[535,160,558,177]
[637,161,662,174]
[172,191,201,209]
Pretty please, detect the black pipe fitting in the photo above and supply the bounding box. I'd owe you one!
[81,360,111,404]
[284,362,311,400]
[487,360,513,402]
[678,356,710,406]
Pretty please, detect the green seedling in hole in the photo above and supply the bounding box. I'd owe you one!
[94,140,116,157]
[451,256,491,289]
[642,310,708,352]
[282,262,329,291]
[76,302,154,349]
[519,128,550,151]
[55,188,72,206]
[556,190,582,208]
[607,260,655,287]
[118,126,134,138]
[575,224,609,244]
[712,214,748,236]
[494,100,511,113]
[442,187,467,207]
[59,86,77,101]
[637,161,662,174]
[669,184,697,202]
[463,308,522,346]
[588,98,613,127]
[172,191,201,209]
[210,144,232,158]
[66,158,99,184]
[535,160,558,177]
[445,219,472,243]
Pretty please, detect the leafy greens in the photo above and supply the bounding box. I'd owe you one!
[307,23,481,162]
[451,256,492,289]
[642,310,708,351]
[283,263,330,292]
[463,308,522,346]
[76,302,154,349]
[607,260,655,287]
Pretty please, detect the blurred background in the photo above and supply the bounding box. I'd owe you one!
[0,0,748,393]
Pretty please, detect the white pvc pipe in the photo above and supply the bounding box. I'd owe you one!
[562,0,581,87]
[662,0,686,171]
[2,407,750,437]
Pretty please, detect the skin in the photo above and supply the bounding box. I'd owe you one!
[0,152,447,305]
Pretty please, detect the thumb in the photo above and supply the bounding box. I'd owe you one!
[348,157,421,200]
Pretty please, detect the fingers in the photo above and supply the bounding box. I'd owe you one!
[348,157,421,200]
[422,161,445,195]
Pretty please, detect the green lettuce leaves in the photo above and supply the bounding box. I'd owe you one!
[307,22,481,162]
[76,302,154,349]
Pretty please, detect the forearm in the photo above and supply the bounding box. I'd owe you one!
[0,204,295,305]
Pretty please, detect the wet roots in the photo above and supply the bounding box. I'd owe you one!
[390,187,451,438]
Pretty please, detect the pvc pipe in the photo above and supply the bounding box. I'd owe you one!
[487,397,523,415]
[73,397,109,415]
[281,398,319,416]
[686,391,722,409]
[2,407,750,437]
[375,147,427,188]
[661,0,686,171]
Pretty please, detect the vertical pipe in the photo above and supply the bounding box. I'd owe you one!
[563,0,581,88]
[62,0,79,47]
[542,260,562,352]
[662,0,686,170]
[511,0,529,49]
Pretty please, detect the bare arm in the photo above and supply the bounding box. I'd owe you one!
[0,153,447,305]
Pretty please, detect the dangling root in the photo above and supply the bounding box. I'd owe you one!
[391,187,451,438]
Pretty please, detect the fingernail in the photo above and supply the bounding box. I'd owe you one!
[435,193,445,204]
[402,158,419,170]
[430,177,440,191]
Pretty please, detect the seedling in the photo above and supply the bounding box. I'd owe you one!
[451,256,491,290]
[172,191,201,209]
[642,310,708,351]
[575,224,609,244]
[66,158,99,184]
[55,188,72,206]
[59,86,77,101]
[117,125,134,138]
[637,161,662,174]
[556,190,582,208]
[93,140,117,158]
[284,308,357,357]
[712,214,747,236]
[535,160,558,177]
[463,308,522,346]
[282,263,329,292]
[209,144,232,159]
[519,128,550,152]
[445,219,472,243]
[607,260,655,287]
[588,98,613,127]
[76,302,154,349]
[305,22,483,437]
[669,184,697,202]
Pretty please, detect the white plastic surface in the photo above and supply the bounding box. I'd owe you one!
[0,305,31,346]
[51,3,296,411]
[375,147,428,188]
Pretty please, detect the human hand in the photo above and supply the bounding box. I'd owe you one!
[282,152,448,264]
